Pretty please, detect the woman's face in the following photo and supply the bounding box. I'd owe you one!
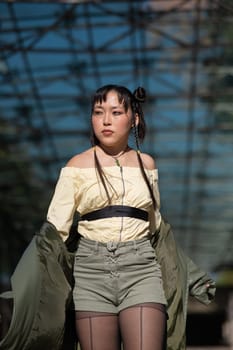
[92,90,134,148]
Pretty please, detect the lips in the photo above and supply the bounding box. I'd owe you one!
[102,129,113,136]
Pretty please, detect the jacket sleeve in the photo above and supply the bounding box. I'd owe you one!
[175,236,216,305]
[151,218,216,350]
[152,218,187,350]
[0,222,76,350]
[187,253,216,304]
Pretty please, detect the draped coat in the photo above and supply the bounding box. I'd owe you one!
[0,218,216,350]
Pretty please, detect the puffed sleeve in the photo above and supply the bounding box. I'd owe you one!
[149,169,162,234]
[47,167,78,241]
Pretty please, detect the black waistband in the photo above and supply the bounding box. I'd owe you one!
[80,205,148,222]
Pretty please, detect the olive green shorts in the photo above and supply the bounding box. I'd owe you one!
[73,236,167,314]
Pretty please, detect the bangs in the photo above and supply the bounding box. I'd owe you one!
[92,85,131,111]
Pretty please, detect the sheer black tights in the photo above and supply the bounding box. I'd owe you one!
[75,303,166,350]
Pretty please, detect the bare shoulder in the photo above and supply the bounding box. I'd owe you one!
[65,148,94,168]
[140,152,157,170]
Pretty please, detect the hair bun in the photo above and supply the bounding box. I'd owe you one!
[133,87,146,103]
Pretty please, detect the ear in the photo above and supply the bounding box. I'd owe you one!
[132,113,139,127]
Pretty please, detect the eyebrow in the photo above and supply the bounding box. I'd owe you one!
[94,104,123,109]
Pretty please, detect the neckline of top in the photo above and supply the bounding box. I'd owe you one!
[62,166,158,172]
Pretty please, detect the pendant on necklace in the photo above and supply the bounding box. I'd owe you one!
[115,158,121,167]
[106,146,129,167]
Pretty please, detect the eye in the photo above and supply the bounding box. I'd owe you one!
[113,110,123,116]
[93,109,103,116]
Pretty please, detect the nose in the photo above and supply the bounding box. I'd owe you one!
[103,113,112,125]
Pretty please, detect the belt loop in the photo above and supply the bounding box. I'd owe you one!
[94,241,99,253]
[133,240,138,252]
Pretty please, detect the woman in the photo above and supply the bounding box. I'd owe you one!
[47,84,167,350]
[0,84,215,350]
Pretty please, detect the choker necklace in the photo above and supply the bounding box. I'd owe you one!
[111,150,126,167]
[99,145,129,167]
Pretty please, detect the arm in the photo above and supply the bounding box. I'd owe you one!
[47,167,78,242]
[187,253,216,304]
[175,238,216,305]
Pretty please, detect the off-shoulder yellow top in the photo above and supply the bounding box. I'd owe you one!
[47,166,161,242]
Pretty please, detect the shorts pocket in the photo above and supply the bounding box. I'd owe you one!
[75,244,94,263]
[136,241,156,262]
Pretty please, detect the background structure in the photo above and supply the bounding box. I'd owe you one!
[0,0,233,345]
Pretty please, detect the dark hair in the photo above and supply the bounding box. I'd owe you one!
[91,84,157,209]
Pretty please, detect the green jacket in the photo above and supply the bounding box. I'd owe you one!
[0,219,215,350]
[152,219,215,349]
